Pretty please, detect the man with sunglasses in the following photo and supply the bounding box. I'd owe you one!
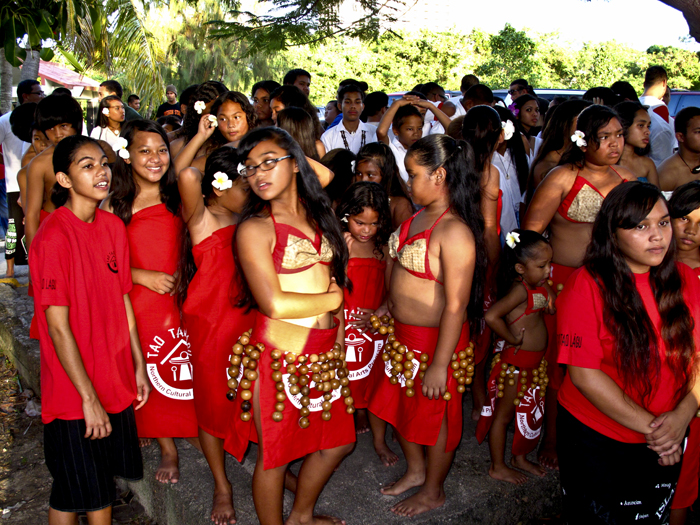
[508,79,530,101]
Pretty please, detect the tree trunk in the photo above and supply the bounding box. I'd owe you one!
[0,57,13,115]
[20,46,41,82]
[659,0,700,43]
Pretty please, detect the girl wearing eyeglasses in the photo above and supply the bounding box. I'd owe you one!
[91,95,126,152]
[225,127,355,525]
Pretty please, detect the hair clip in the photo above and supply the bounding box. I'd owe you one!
[114,137,130,160]
[350,160,356,172]
[194,100,206,114]
[212,171,233,190]
[505,231,520,249]
[502,120,515,141]
[341,214,349,223]
[571,130,587,148]
[102,107,110,116]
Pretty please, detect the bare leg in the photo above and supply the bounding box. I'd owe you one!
[390,416,454,517]
[488,381,528,484]
[199,428,236,524]
[471,356,488,421]
[380,431,425,496]
[48,508,78,525]
[155,437,180,483]
[538,386,559,470]
[285,442,354,525]
[86,507,112,525]
[251,380,287,525]
[285,467,298,494]
[669,507,688,525]
[354,408,370,434]
[6,258,14,278]
[186,436,203,452]
[368,412,398,466]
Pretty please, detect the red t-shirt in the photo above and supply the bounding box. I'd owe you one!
[29,206,137,424]
[557,264,700,443]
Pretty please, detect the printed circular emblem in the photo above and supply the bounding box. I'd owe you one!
[283,373,341,411]
[516,386,544,440]
[145,327,193,399]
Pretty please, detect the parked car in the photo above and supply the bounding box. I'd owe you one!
[668,91,700,118]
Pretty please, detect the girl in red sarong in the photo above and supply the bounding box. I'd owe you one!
[224,127,355,525]
[102,120,198,485]
[668,182,700,525]
[335,181,397,465]
[477,229,555,484]
[366,134,487,517]
[177,146,251,525]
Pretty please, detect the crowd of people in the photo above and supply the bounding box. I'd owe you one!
[2,62,700,525]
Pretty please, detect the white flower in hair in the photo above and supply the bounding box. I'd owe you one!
[207,114,218,127]
[341,214,349,223]
[505,231,520,249]
[212,171,233,191]
[237,163,247,176]
[350,160,356,172]
[102,107,110,116]
[194,100,206,114]
[502,120,515,141]
[114,137,130,160]
[571,130,587,148]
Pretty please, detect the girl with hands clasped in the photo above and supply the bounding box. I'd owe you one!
[365,135,487,517]
[30,136,150,525]
[556,182,700,525]
[335,182,397,465]
[476,229,555,484]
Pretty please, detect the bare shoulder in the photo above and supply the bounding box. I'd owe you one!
[613,165,637,181]
[658,154,681,175]
[238,216,274,242]
[541,164,577,188]
[435,212,474,244]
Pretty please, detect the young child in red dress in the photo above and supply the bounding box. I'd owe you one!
[225,127,355,525]
[335,181,397,465]
[477,229,555,484]
[668,181,700,525]
[366,134,487,517]
[31,135,150,525]
[177,146,251,525]
[102,120,199,485]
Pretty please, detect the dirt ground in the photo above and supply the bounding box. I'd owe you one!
[0,354,155,524]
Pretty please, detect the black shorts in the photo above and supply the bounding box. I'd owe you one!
[44,405,143,513]
[6,191,26,265]
[557,404,680,524]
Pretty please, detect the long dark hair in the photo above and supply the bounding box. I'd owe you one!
[233,127,350,309]
[496,229,549,299]
[97,95,123,129]
[322,148,356,207]
[177,146,241,308]
[513,94,538,138]
[173,80,228,144]
[584,181,695,403]
[269,85,324,139]
[493,105,530,195]
[355,142,409,200]
[208,91,257,150]
[406,135,487,336]
[462,105,502,175]
[559,105,621,169]
[276,107,319,160]
[335,181,392,258]
[614,101,651,157]
[51,135,106,208]
[110,120,181,225]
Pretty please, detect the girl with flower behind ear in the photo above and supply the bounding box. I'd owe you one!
[91,95,126,152]
[176,146,252,525]
[522,104,637,471]
[494,106,530,231]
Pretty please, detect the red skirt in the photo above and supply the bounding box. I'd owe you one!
[547,262,577,390]
[127,204,197,438]
[475,346,547,455]
[182,225,254,439]
[29,209,51,340]
[344,257,386,409]
[366,320,470,451]
[224,313,356,471]
[671,418,700,509]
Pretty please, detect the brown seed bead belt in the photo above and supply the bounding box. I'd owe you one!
[488,353,549,406]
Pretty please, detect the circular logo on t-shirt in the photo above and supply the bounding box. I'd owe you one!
[145,327,193,400]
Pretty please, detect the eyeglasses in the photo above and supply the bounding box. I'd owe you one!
[108,105,124,110]
[508,87,524,95]
[239,155,292,178]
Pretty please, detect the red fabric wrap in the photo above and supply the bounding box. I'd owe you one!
[475,347,546,455]
[224,313,356,471]
[366,320,469,451]
[127,204,197,438]
[343,257,386,409]
[182,225,254,439]
[671,418,700,509]
[29,208,52,340]
[545,262,577,390]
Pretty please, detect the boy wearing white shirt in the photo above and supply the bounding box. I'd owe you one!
[639,66,676,166]
[320,85,377,154]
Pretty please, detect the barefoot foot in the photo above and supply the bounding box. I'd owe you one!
[512,456,546,477]
[139,438,152,448]
[374,442,399,467]
[285,514,346,525]
[380,471,425,496]
[489,464,528,485]
[390,489,445,517]
[155,451,180,484]
[538,443,559,471]
[354,409,370,434]
[211,489,236,525]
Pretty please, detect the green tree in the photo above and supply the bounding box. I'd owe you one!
[475,24,537,88]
